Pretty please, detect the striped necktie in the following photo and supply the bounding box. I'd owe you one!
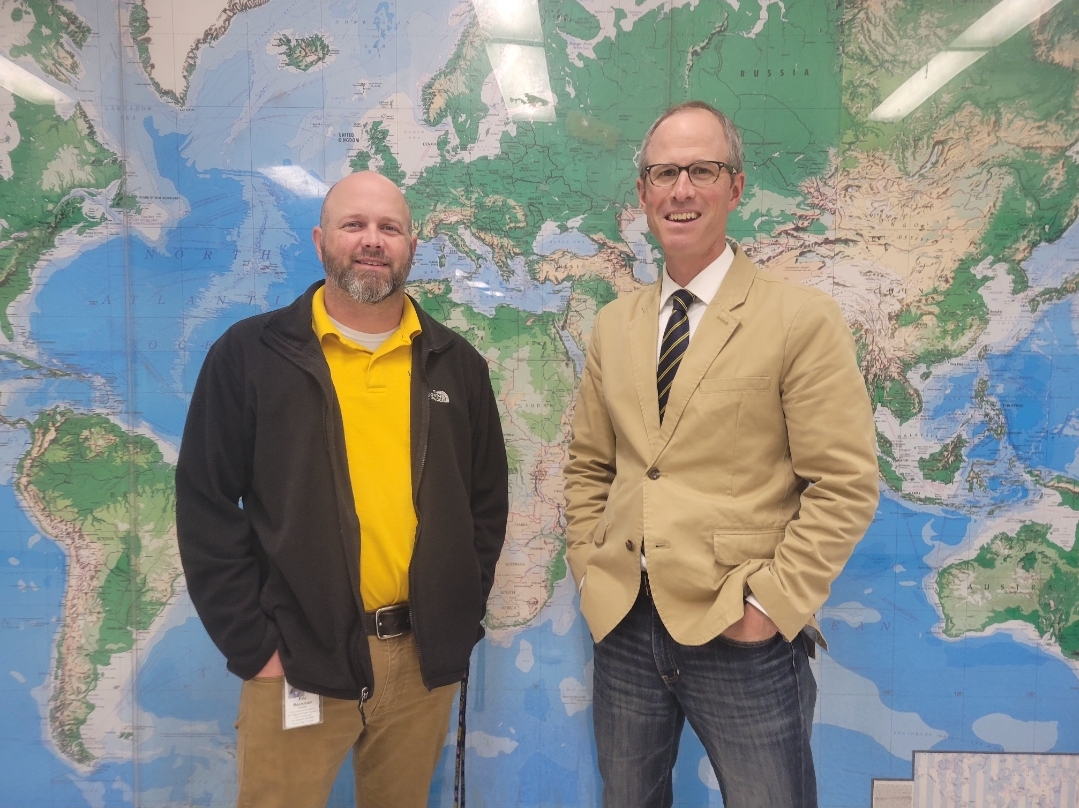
[657,288,695,422]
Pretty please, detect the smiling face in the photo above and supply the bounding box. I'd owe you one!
[312,172,417,305]
[637,108,746,284]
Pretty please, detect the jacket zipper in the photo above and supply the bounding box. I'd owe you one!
[323,389,372,703]
[409,344,433,689]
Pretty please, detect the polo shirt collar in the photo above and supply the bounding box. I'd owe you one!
[311,286,422,352]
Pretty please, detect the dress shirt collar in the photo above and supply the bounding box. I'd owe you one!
[658,243,734,309]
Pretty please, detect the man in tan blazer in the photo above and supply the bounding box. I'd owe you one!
[563,102,879,808]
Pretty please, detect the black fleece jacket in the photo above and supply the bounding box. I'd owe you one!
[176,281,509,698]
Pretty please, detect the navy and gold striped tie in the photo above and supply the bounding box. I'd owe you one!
[657,288,695,422]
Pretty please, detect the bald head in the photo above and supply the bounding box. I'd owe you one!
[312,170,418,311]
[319,171,413,234]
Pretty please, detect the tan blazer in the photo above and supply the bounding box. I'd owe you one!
[563,245,880,646]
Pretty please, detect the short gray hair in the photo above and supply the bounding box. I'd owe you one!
[638,101,744,177]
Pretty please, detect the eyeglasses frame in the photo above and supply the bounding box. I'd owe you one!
[640,160,738,187]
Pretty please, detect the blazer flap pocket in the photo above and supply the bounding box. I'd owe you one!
[592,512,609,546]
[699,376,770,393]
[713,529,785,566]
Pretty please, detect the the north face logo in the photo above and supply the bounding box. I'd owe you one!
[429,390,449,403]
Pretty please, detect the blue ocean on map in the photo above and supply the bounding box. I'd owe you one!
[987,298,1079,478]
[0,483,144,807]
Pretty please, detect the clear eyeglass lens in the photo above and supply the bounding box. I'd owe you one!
[649,162,723,187]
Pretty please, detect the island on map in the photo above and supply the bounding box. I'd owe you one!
[269,31,333,72]
[15,410,183,766]
[937,523,1079,659]
[129,0,270,105]
[5,0,91,83]
[918,435,967,485]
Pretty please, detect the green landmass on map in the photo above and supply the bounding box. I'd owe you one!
[128,0,272,106]
[412,282,574,443]
[877,430,904,491]
[919,435,967,484]
[8,0,92,83]
[973,378,1007,440]
[1029,471,1079,511]
[350,121,406,184]
[420,17,490,151]
[271,32,331,71]
[16,410,181,765]
[350,120,406,183]
[937,523,1079,659]
[399,0,841,273]
[0,99,124,340]
[128,1,185,106]
[411,283,574,628]
[1031,271,1079,313]
[844,0,1079,424]
[870,377,922,424]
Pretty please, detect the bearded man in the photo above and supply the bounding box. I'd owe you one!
[176,171,508,808]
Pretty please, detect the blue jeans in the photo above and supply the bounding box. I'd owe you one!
[592,583,817,808]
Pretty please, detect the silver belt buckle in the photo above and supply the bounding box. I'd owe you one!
[374,604,408,639]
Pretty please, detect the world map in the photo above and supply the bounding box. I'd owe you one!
[1,0,1079,806]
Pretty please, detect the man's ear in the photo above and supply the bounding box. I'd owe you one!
[727,172,746,211]
[311,226,324,261]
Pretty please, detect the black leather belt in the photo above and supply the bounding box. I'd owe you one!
[364,603,411,639]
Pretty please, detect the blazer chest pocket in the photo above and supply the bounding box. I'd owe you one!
[699,376,770,394]
[713,530,785,567]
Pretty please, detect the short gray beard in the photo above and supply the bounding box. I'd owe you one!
[323,249,410,305]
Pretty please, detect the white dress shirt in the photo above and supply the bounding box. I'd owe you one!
[655,244,734,357]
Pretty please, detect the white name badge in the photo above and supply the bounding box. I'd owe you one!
[282,680,323,730]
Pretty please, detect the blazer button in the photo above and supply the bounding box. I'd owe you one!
[625,539,634,552]
[647,467,660,480]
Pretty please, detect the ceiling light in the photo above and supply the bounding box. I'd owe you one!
[952,0,1064,48]
[486,43,556,122]
[869,0,1064,122]
[0,54,75,113]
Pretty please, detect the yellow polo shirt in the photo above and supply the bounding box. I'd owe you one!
[312,287,420,610]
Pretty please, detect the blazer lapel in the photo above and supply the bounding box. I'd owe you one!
[629,283,663,456]
[656,246,756,444]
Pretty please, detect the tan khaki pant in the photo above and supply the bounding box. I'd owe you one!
[235,634,459,808]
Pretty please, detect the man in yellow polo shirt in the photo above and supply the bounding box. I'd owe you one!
[177,171,509,808]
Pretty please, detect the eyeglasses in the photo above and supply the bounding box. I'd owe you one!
[641,161,735,187]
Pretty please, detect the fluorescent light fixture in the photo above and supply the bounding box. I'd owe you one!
[0,54,75,113]
[259,166,330,198]
[486,43,556,122]
[869,50,987,122]
[869,0,1065,122]
[472,0,543,43]
[952,0,1064,48]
